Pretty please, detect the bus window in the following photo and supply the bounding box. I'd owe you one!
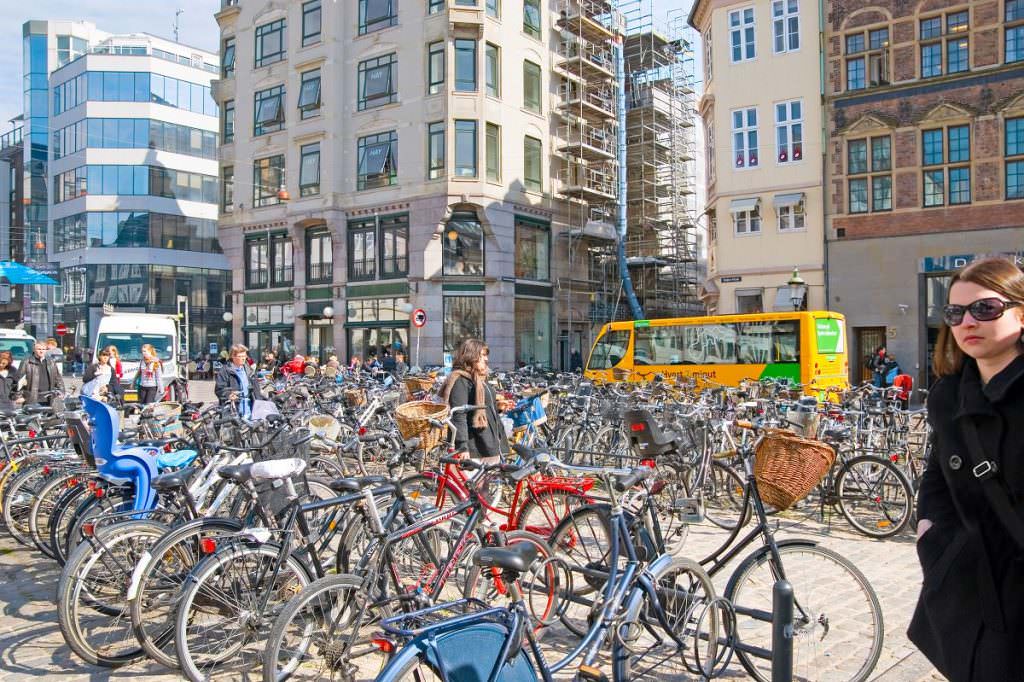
[587,329,630,369]
[737,321,799,364]
[635,326,684,364]
[773,321,800,362]
[703,324,737,364]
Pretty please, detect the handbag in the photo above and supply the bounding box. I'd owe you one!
[960,420,1024,550]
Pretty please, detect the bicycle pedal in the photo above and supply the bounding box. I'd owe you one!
[576,665,609,682]
[673,497,705,523]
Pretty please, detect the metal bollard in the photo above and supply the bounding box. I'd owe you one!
[772,579,794,682]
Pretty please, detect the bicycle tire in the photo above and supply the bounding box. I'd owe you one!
[128,517,245,669]
[174,541,314,682]
[513,488,588,538]
[836,455,914,539]
[703,461,751,531]
[30,467,91,558]
[547,503,616,639]
[56,520,168,667]
[3,460,51,545]
[724,542,884,682]
[374,650,444,682]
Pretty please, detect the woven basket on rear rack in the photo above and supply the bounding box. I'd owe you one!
[753,429,835,510]
[404,376,436,395]
[344,388,367,408]
[395,401,450,452]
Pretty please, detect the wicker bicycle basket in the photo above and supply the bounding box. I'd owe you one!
[344,388,367,408]
[395,400,450,452]
[404,376,436,395]
[753,429,836,510]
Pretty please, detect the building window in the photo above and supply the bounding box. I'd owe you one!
[705,114,716,185]
[358,53,397,110]
[306,229,332,284]
[775,99,802,163]
[524,136,542,191]
[443,211,484,276]
[246,235,270,288]
[299,143,320,197]
[359,0,397,34]
[736,289,764,314]
[777,202,805,231]
[222,165,234,213]
[704,28,713,82]
[428,121,445,179]
[515,216,549,281]
[772,0,799,53]
[922,125,971,206]
[523,60,542,112]
[223,100,235,143]
[254,85,285,136]
[729,8,756,62]
[456,0,476,6]
[253,155,285,208]
[255,19,286,68]
[485,43,500,98]
[920,11,969,78]
[523,0,541,39]
[430,0,445,14]
[487,0,500,19]
[1008,0,1024,62]
[380,214,409,277]
[271,233,293,286]
[298,69,322,118]
[733,206,761,234]
[1006,117,1024,199]
[428,41,445,95]
[486,122,501,182]
[455,39,477,92]
[348,218,377,280]
[357,130,398,190]
[454,120,478,178]
[444,296,485,353]
[302,0,322,46]
[845,27,889,91]
[847,136,891,213]
[515,299,551,367]
[732,107,758,168]
[222,37,236,77]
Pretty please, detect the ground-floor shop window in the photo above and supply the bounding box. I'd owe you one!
[444,295,484,353]
[515,298,551,368]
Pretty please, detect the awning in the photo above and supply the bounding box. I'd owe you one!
[699,278,720,300]
[773,192,805,209]
[772,286,805,311]
[729,197,760,213]
[0,261,57,285]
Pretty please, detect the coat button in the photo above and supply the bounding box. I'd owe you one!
[949,455,962,471]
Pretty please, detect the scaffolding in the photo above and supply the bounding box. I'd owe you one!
[557,0,701,328]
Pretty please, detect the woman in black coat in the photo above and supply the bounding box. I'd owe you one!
[910,257,1024,681]
[441,338,509,462]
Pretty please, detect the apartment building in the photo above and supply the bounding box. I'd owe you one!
[690,0,826,316]
[825,0,1024,385]
[18,20,229,349]
[216,0,694,368]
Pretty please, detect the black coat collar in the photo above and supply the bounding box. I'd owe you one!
[956,354,1024,419]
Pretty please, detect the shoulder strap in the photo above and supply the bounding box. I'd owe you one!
[960,419,1024,550]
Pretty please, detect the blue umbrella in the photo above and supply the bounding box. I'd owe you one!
[0,261,58,285]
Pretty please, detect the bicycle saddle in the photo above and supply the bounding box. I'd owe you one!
[251,457,306,481]
[217,463,255,483]
[823,426,851,441]
[152,466,199,491]
[474,542,539,574]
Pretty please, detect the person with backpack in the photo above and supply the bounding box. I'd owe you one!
[868,345,887,386]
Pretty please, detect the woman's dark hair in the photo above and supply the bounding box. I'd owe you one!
[933,256,1024,376]
[452,338,489,374]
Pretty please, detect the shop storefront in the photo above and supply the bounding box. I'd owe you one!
[345,294,409,363]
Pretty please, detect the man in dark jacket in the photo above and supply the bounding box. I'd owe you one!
[16,341,65,405]
[215,344,264,418]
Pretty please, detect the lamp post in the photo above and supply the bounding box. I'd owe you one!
[320,306,334,361]
[222,311,233,355]
[787,267,807,312]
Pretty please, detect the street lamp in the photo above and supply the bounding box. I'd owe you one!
[787,267,807,311]
[222,311,233,323]
[322,306,334,319]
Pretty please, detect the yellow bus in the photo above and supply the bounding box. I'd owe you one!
[584,311,849,393]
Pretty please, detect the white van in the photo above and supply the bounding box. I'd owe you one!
[0,328,37,369]
[94,312,182,400]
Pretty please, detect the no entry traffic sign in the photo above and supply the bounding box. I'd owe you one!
[412,308,427,328]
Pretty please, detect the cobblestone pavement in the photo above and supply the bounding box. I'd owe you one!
[0,494,945,681]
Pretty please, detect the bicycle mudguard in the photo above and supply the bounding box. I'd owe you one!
[379,622,538,682]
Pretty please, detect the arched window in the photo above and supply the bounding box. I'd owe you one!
[443,211,485,276]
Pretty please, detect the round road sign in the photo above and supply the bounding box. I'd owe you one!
[412,308,427,328]
[55,323,68,336]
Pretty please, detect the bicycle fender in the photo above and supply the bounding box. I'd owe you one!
[375,639,431,681]
[421,622,538,682]
[723,538,818,599]
[617,553,695,628]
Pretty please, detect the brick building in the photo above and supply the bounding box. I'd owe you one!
[825,0,1024,386]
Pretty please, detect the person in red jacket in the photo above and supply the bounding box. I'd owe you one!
[281,354,306,376]
[893,372,913,409]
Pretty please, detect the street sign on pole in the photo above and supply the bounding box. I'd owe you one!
[55,322,68,336]
[411,309,426,368]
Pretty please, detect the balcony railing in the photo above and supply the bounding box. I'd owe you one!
[1,126,23,151]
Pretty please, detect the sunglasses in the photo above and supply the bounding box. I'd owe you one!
[942,298,1022,326]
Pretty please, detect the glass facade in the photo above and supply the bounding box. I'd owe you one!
[23,29,50,336]
[53,118,218,160]
[54,211,221,253]
[53,71,217,117]
[53,165,218,204]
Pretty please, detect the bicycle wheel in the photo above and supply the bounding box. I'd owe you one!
[30,467,90,558]
[836,455,913,539]
[724,543,883,682]
[174,542,313,681]
[262,572,390,682]
[48,478,93,565]
[514,489,588,538]
[376,652,444,682]
[3,460,50,545]
[547,504,616,638]
[56,520,168,667]
[129,517,244,669]
[703,461,750,531]
[614,557,722,681]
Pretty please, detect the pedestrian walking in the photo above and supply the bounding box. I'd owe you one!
[394,351,408,378]
[73,347,84,376]
[0,351,18,410]
[134,344,164,404]
[16,341,65,406]
[215,344,264,418]
[870,345,887,387]
[440,338,511,465]
[81,348,123,402]
[883,352,900,387]
[910,256,1024,681]
[105,345,123,383]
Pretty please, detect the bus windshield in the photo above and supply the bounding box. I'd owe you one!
[97,333,174,362]
[587,329,630,370]
[0,339,33,363]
